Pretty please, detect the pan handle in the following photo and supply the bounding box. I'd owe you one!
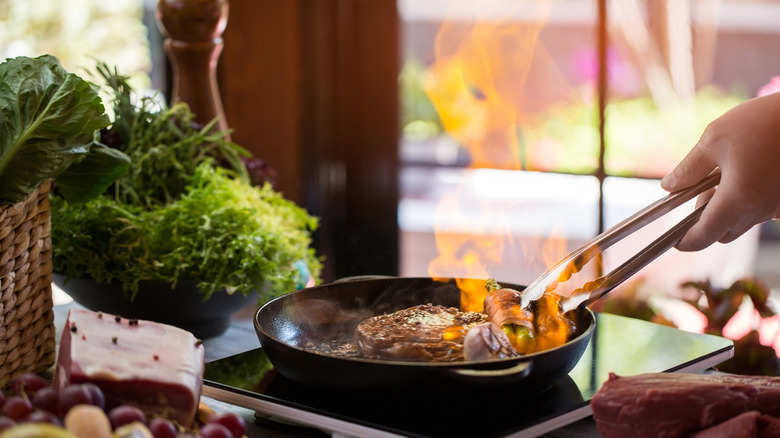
[446,360,532,384]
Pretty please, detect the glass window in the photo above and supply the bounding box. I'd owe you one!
[398,0,779,293]
[1,0,154,93]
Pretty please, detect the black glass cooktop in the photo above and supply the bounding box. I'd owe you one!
[203,313,733,438]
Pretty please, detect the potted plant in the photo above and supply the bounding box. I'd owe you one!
[681,278,780,375]
[595,277,780,376]
[50,63,322,338]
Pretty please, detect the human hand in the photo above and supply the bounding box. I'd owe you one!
[661,91,780,251]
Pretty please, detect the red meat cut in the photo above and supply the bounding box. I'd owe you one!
[592,372,780,438]
[691,410,759,438]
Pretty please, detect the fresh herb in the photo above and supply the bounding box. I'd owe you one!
[51,64,322,302]
[93,62,249,207]
[203,348,274,390]
[0,55,130,205]
[485,278,501,292]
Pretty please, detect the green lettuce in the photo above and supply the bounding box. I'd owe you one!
[0,55,129,205]
[51,164,322,301]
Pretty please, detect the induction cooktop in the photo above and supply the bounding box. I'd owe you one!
[202,313,733,438]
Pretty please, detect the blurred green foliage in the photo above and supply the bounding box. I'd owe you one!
[0,0,152,98]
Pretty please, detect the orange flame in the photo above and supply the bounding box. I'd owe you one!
[423,2,584,349]
[423,1,575,171]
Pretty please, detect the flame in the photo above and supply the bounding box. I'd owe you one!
[532,292,572,351]
[423,1,586,351]
[423,1,575,171]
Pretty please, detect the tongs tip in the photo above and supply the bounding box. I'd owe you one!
[522,170,722,312]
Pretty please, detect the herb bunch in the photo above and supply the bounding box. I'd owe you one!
[93,63,248,207]
[51,64,321,301]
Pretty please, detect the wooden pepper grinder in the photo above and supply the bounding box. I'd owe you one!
[156,0,230,136]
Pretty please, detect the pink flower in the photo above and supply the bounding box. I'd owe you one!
[757,76,780,97]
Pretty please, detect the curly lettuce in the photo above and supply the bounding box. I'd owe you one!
[51,163,321,301]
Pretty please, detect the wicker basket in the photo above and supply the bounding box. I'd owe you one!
[0,180,56,387]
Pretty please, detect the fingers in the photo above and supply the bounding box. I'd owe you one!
[693,187,715,210]
[661,142,718,193]
[675,183,757,251]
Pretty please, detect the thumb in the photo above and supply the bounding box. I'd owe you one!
[661,142,718,192]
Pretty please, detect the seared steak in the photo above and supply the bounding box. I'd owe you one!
[355,304,489,362]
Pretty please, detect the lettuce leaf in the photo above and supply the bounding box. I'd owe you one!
[0,55,128,205]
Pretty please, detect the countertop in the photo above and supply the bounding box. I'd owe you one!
[52,296,601,438]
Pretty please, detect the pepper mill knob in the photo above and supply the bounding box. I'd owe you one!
[156,0,229,135]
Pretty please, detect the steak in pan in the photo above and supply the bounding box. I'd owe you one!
[355,303,489,362]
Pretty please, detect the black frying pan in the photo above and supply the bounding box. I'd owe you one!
[254,277,595,393]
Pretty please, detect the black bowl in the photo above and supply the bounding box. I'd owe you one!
[53,273,258,339]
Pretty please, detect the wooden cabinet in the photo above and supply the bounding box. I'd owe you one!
[218,0,400,282]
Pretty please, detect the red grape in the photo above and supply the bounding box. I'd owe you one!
[10,374,48,396]
[25,409,63,426]
[207,412,245,438]
[108,405,146,429]
[31,387,59,414]
[81,383,106,410]
[3,395,33,420]
[0,417,16,432]
[148,417,178,438]
[57,384,98,417]
[198,423,232,438]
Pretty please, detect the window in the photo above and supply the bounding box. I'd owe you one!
[397,0,778,296]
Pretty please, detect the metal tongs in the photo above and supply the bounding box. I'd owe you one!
[521,169,722,313]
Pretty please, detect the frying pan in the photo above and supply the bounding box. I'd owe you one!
[254,277,595,393]
[254,172,723,393]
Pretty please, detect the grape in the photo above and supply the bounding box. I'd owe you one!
[82,383,106,410]
[207,412,245,438]
[0,416,16,432]
[31,387,59,414]
[57,383,104,416]
[57,385,91,416]
[148,417,178,438]
[198,423,232,438]
[25,409,64,426]
[10,374,49,396]
[3,395,33,420]
[108,405,146,429]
